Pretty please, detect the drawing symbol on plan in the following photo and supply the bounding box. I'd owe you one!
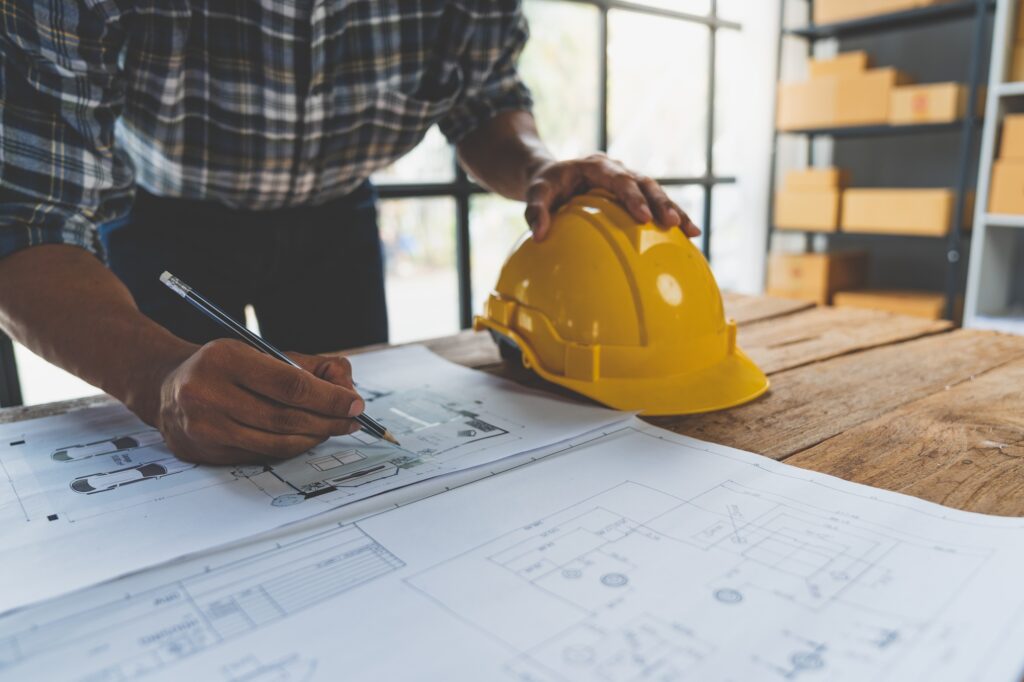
[227,388,514,507]
[0,524,401,680]
[51,429,164,462]
[69,458,196,494]
[408,480,993,680]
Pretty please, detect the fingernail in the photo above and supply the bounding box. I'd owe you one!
[348,399,365,417]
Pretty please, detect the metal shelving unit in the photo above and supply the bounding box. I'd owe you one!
[965,0,1024,333]
[768,0,994,321]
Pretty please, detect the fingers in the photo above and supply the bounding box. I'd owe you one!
[227,384,361,439]
[215,343,363,419]
[579,159,652,225]
[525,179,555,241]
[636,175,681,228]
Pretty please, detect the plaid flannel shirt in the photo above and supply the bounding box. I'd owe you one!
[0,1,533,259]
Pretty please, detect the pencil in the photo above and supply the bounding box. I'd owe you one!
[159,271,400,446]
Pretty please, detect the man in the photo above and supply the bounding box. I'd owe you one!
[0,1,699,464]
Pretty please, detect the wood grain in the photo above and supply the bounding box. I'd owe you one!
[785,356,1024,516]
[739,306,952,374]
[722,292,814,325]
[647,330,1024,461]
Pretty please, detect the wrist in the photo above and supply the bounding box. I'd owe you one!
[118,335,198,428]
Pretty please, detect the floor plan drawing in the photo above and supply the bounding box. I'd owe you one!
[0,523,399,681]
[3,420,1024,681]
[0,345,626,615]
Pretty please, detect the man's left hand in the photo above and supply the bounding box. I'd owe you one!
[524,153,702,241]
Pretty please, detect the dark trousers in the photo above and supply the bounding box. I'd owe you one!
[100,182,388,354]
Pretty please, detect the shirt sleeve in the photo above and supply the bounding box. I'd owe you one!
[0,0,133,261]
[438,3,535,144]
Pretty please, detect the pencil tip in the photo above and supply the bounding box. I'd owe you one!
[383,431,401,446]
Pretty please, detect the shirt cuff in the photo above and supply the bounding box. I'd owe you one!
[439,80,535,144]
[0,211,102,262]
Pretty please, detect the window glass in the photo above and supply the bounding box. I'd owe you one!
[379,198,461,343]
[716,0,745,22]
[521,0,602,159]
[469,195,529,315]
[666,185,706,244]
[13,342,100,406]
[373,127,455,184]
[709,183,746,292]
[608,12,709,177]
[714,27,742,177]
[629,0,711,14]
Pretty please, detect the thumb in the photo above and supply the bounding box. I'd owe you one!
[286,352,356,390]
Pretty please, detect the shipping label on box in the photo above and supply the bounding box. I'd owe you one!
[890,83,967,125]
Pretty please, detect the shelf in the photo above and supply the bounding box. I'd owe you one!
[996,82,1024,97]
[778,121,974,138]
[784,1,993,40]
[983,213,1024,228]
[774,228,972,239]
[971,311,1024,335]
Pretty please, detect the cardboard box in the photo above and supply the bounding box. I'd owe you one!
[777,78,839,130]
[1000,115,1024,160]
[989,160,1024,214]
[784,167,850,190]
[809,52,871,78]
[841,189,956,236]
[833,290,952,320]
[774,190,842,232]
[835,68,911,127]
[1010,44,1024,82]
[767,251,868,305]
[890,83,969,124]
[815,0,954,25]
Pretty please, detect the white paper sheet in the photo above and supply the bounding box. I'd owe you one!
[4,418,1024,682]
[0,345,627,615]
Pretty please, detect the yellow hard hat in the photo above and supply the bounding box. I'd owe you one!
[473,190,769,415]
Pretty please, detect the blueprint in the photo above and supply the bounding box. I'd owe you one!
[0,345,627,615]
[4,419,1024,681]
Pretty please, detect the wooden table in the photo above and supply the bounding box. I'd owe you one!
[5,293,1024,516]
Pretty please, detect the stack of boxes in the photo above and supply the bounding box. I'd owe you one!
[773,168,848,232]
[814,0,958,25]
[989,115,1024,215]
[778,51,976,131]
[767,251,867,306]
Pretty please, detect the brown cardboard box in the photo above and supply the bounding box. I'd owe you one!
[1000,115,1024,160]
[833,290,953,320]
[834,68,911,126]
[809,52,871,78]
[890,83,969,124]
[777,79,839,130]
[784,167,850,190]
[774,190,842,232]
[988,160,1024,214]
[841,189,956,236]
[1010,44,1024,82]
[767,251,868,305]
[815,0,954,25]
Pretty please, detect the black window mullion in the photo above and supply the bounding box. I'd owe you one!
[702,1,718,259]
[599,6,610,152]
[454,163,474,330]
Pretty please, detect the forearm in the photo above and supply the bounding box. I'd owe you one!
[456,110,555,201]
[0,245,196,422]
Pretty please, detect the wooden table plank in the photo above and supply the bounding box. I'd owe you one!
[785,357,1024,516]
[647,330,1024,461]
[739,306,952,374]
[722,292,814,325]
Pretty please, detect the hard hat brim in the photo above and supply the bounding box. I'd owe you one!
[526,346,770,416]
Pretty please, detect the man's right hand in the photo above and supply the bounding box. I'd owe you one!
[153,339,366,464]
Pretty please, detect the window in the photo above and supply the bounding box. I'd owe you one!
[1,0,742,407]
